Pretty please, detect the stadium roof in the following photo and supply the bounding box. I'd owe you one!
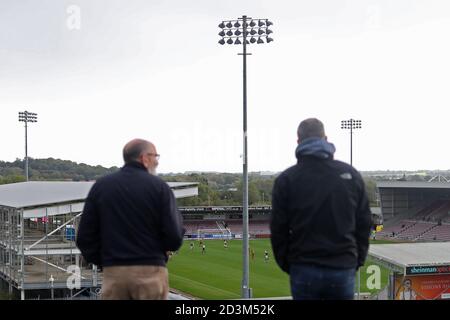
[377,181,450,189]
[0,181,198,209]
[369,242,450,275]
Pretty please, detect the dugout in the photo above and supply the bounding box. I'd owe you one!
[368,242,450,300]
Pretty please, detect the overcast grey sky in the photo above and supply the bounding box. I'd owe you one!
[2,0,450,173]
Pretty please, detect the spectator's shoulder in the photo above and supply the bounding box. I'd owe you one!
[274,165,298,187]
[274,169,287,184]
[331,159,351,170]
[92,170,120,186]
[332,160,362,176]
[150,174,169,185]
[331,160,365,187]
[146,175,173,194]
[91,169,132,194]
[278,164,298,178]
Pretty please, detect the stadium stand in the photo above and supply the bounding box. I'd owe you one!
[395,221,436,241]
[375,196,450,242]
[182,218,270,237]
[417,223,450,241]
[183,221,199,234]
[376,200,450,241]
[223,220,242,234]
[183,220,220,234]
[412,200,445,220]
[432,202,450,222]
[413,200,450,222]
[223,219,270,235]
[375,220,415,239]
[376,181,450,241]
[249,221,270,234]
[376,219,450,242]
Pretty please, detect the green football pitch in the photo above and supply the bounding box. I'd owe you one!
[167,239,391,299]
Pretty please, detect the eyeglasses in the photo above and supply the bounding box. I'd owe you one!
[146,153,160,160]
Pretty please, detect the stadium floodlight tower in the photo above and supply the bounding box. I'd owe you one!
[218,16,273,299]
[341,118,362,299]
[341,119,361,166]
[18,111,38,181]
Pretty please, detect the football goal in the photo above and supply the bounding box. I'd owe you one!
[197,221,232,240]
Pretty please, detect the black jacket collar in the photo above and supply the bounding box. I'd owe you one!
[123,161,147,171]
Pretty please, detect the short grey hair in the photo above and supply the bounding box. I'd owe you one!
[297,118,325,140]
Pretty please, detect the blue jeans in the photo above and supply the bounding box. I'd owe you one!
[290,264,356,300]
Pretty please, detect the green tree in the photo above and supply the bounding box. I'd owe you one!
[363,177,378,206]
[0,175,26,185]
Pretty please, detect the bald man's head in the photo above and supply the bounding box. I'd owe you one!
[123,139,153,164]
[123,139,159,175]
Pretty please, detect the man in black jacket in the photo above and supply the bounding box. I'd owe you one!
[76,139,184,299]
[270,118,371,300]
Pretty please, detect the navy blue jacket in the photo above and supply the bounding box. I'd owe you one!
[76,162,184,267]
[270,155,371,273]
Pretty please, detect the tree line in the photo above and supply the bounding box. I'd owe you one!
[0,158,379,206]
[0,158,118,184]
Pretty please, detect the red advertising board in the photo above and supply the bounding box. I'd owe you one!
[394,274,450,300]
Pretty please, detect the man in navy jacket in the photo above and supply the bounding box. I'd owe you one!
[270,118,371,300]
[77,139,184,299]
